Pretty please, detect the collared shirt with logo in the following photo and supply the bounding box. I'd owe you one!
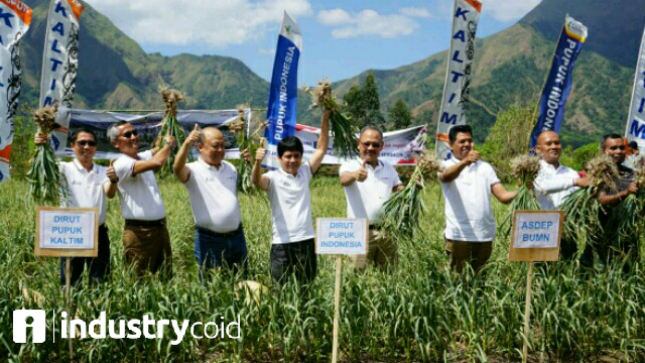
[113,150,165,221]
[339,158,402,224]
[266,163,314,244]
[184,158,241,233]
[533,160,580,210]
[440,157,500,242]
[60,159,109,225]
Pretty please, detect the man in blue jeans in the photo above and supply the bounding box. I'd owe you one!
[174,125,249,280]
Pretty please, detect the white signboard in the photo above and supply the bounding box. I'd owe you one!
[316,218,368,255]
[36,207,98,257]
[513,212,561,249]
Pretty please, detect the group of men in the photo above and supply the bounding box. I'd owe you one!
[35,117,641,287]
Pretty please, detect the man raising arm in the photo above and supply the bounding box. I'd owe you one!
[252,110,330,287]
[173,124,250,280]
[108,121,176,279]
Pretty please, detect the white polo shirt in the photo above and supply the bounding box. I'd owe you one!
[184,158,241,233]
[533,160,580,210]
[339,158,402,224]
[114,150,166,221]
[60,160,109,225]
[266,163,314,244]
[440,157,500,242]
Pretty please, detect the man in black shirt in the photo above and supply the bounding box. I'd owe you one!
[582,134,639,269]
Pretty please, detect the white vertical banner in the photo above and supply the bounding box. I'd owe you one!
[435,0,482,160]
[0,0,31,182]
[39,0,83,154]
[625,27,645,150]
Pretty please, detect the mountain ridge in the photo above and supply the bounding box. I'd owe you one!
[15,0,643,148]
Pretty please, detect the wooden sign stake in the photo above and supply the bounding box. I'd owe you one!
[65,257,74,361]
[315,218,367,363]
[522,262,534,363]
[331,256,342,363]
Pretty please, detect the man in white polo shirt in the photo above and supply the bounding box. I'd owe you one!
[35,128,118,286]
[339,125,403,271]
[173,125,249,280]
[108,121,176,278]
[439,125,517,273]
[533,130,589,260]
[252,111,330,286]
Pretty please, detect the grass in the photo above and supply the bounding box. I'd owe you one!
[1,177,644,362]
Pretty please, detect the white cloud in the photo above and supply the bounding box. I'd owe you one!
[317,8,420,39]
[318,8,352,25]
[399,7,431,18]
[482,0,541,22]
[84,0,313,48]
[258,47,275,56]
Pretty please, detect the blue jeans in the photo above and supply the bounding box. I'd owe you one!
[195,225,248,280]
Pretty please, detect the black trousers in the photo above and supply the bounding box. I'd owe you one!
[60,224,110,286]
[270,238,317,286]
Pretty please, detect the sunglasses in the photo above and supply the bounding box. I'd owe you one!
[75,140,97,147]
[361,142,382,148]
[122,130,138,138]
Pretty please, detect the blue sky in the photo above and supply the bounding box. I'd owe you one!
[85,0,542,86]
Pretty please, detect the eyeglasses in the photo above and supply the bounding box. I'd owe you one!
[122,130,138,138]
[76,140,97,147]
[361,142,382,148]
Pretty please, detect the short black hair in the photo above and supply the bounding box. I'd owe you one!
[448,125,473,143]
[69,127,97,144]
[277,136,304,157]
[601,133,623,150]
[629,141,639,150]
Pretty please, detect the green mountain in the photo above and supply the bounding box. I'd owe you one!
[20,0,271,111]
[16,0,643,148]
[520,0,645,68]
[326,0,641,147]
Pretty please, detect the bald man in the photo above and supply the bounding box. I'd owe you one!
[533,131,589,260]
[174,125,248,280]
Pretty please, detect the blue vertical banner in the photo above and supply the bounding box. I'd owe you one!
[263,11,302,169]
[530,16,587,149]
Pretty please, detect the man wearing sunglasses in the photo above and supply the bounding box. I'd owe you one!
[35,128,119,286]
[582,134,640,269]
[107,121,176,279]
[339,125,403,271]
